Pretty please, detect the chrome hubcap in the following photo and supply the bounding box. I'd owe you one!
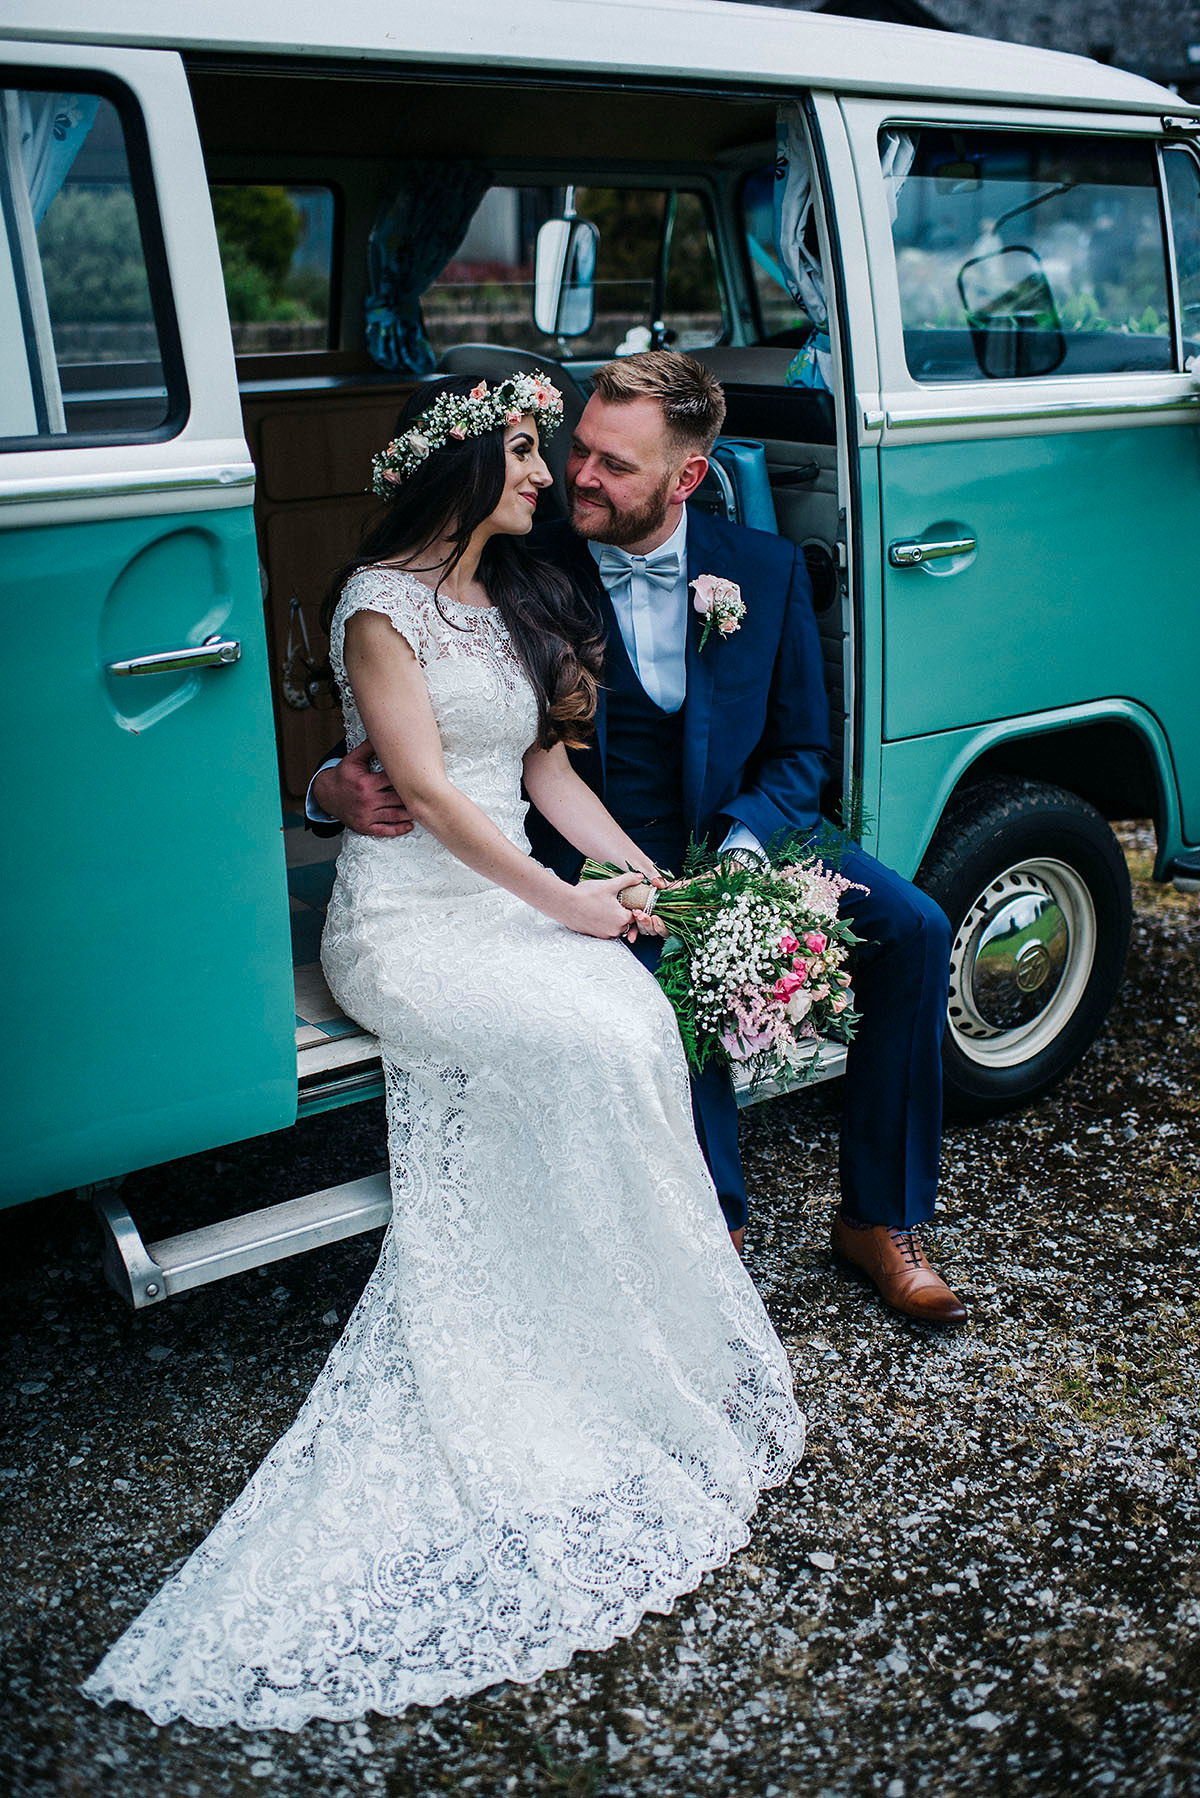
[947,859,1096,1068]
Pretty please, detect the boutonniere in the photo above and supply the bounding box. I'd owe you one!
[691,574,746,650]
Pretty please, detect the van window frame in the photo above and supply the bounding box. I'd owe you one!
[0,62,189,452]
[1160,140,1200,372]
[879,119,1179,389]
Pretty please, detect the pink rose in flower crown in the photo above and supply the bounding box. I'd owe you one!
[505,408,522,425]
[804,931,828,955]
[533,379,560,409]
[469,381,488,400]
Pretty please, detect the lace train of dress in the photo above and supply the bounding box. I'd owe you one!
[83,569,804,1730]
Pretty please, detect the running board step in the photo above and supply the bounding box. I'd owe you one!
[94,1173,392,1309]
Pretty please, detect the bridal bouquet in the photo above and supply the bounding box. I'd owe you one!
[583,842,867,1090]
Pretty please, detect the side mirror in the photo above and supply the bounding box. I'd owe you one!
[957,246,1067,379]
[533,217,598,338]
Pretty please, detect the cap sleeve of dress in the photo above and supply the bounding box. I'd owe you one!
[329,567,432,683]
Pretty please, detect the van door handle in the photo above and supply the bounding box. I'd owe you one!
[107,633,242,676]
[888,536,976,567]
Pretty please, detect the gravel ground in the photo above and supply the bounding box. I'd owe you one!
[2,824,1198,1797]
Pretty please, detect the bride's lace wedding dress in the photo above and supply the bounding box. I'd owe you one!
[84,568,804,1730]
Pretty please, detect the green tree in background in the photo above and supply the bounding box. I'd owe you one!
[37,188,154,324]
[210,185,317,324]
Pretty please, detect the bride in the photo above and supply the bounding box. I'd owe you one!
[83,372,804,1730]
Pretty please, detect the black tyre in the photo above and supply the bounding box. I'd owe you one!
[916,778,1132,1120]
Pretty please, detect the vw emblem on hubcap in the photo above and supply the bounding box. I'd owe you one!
[1015,940,1052,992]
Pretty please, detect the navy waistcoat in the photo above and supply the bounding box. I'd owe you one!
[601,613,688,872]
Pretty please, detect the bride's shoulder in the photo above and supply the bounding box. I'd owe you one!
[336,564,433,627]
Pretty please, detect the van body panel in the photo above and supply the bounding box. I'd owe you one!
[0,505,295,1208]
[0,2,1187,116]
[877,419,1200,845]
[875,701,1186,880]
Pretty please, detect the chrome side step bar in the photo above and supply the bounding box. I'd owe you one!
[94,1043,847,1308]
[94,1173,392,1309]
[733,1039,847,1106]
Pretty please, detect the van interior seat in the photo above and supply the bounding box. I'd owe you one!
[436,344,590,517]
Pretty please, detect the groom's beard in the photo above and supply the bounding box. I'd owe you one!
[566,472,673,549]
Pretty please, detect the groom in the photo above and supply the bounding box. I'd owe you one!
[312,351,965,1327]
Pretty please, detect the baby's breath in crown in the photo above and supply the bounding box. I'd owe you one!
[371,372,564,496]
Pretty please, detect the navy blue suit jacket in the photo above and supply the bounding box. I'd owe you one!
[527,510,833,877]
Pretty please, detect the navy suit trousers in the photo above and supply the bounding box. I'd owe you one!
[628,843,950,1234]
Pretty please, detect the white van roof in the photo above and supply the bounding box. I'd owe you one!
[1,0,1192,116]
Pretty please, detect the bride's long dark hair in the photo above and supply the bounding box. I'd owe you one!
[323,376,602,750]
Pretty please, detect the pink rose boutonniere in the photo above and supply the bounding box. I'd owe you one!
[691,574,745,650]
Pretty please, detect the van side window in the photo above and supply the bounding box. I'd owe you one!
[421,184,724,359]
[742,163,812,343]
[1164,148,1200,364]
[210,184,335,355]
[882,129,1174,383]
[0,84,181,442]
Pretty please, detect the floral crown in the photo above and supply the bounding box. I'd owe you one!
[371,371,564,495]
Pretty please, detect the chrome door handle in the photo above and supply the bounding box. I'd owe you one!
[107,633,242,677]
[888,536,976,568]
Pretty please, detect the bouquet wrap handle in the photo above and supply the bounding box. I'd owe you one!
[618,880,657,914]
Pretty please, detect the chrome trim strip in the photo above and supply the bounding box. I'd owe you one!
[885,393,1200,429]
[0,463,255,507]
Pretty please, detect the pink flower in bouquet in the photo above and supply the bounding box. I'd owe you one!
[804,930,828,955]
[448,425,467,440]
[772,971,803,1003]
[831,993,849,1014]
[721,1022,777,1061]
[780,931,800,955]
[791,955,808,979]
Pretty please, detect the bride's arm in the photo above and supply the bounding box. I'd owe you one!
[522,741,662,879]
[343,611,633,939]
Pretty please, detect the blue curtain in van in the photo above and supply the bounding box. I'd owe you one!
[366,161,493,375]
[15,92,99,222]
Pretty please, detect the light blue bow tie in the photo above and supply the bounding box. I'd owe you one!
[596,544,682,590]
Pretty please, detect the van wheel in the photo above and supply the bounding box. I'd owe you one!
[916,778,1132,1120]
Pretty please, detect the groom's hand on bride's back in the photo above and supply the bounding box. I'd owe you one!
[312,740,414,838]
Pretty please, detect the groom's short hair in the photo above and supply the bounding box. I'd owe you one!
[590,351,727,457]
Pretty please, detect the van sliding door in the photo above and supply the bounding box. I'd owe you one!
[0,46,294,1206]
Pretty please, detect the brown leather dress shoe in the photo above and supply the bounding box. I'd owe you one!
[831,1216,967,1327]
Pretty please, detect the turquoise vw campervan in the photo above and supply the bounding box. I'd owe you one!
[2,1,1197,1302]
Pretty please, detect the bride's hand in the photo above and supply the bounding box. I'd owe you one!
[562,872,647,939]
